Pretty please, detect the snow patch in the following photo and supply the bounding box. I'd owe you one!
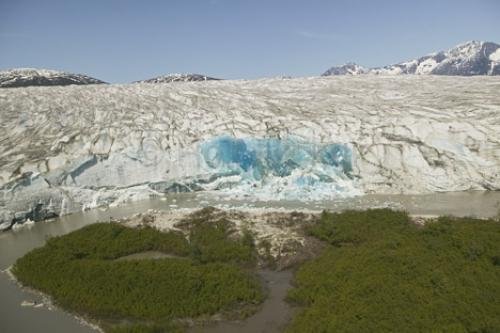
[490,48,500,62]
[415,58,438,74]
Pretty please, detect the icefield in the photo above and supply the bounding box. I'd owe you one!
[0,75,499,229]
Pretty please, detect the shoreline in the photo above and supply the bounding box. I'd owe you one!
[2,266,104,333]
[4,190,500,234]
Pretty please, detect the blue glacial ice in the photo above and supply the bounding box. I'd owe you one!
[198,136,361,200]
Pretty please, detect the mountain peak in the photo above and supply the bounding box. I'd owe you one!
[456,40,483,47]
[0,68,106,88]
[135,73,221,83]
[322,41,500,76]
[322,63,367,76]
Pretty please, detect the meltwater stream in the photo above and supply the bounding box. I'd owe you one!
[1,191,500,333]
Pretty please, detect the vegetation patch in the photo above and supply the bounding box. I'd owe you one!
[184,216,257,266]
[286,209,500,333]
[13,222,263,333]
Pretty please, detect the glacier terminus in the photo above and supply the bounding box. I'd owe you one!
[0,75,499,230]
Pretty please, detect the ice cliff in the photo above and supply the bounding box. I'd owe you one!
[0,76,499,229]
[197,136,359,200]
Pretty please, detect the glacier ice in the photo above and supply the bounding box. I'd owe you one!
[198,136,360,200]
[0,75,499,229]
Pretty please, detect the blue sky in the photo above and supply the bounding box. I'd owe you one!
[1,0,499,83]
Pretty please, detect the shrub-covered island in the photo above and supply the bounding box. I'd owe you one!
[287,209,500,333]
[13,216,264,333]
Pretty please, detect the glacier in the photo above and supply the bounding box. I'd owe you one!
[0,75,499,229]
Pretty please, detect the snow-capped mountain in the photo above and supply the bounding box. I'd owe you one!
[323,41,500,76]
[135,73,220,83]
[0,68,106,88]
[322,62,367,76]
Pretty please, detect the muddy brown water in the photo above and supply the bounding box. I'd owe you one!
[189,270,294,333]
[1,191,499,333]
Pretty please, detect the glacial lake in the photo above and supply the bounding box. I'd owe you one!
[1,191,499,333]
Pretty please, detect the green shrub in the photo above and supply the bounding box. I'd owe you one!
[43,223,191,260]
[287,209,500,333]
[13,222,263,333]
[189,219,256,265]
